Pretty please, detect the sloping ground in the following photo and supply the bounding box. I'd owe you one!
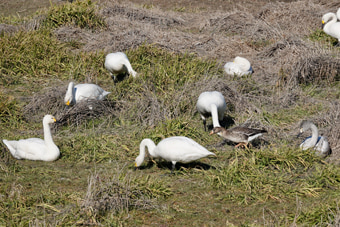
[46,0,340,163]
[1,0,339,161]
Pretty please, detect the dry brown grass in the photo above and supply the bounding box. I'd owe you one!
[82,172,156,218]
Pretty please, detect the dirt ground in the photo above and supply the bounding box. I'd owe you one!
[1,0,340,163]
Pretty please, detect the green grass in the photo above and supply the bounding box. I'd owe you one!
[308,29,339,47]
[42,0,106,30]
[0,1,339,226]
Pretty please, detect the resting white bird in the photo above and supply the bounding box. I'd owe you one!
[196,91,227,131]
[224,56,253,76]
[64,82,111,107]
[322,12,340,43]
[298,120,331,157]
[135,136,216,172]
[104,52,137,82]
[3,115,60,161]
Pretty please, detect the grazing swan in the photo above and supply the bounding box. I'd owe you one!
[298,120,331,157]
[64,82,111,106]
[196,91,227,131]
[224,56,253,76]
[135,136,216,172]
[104,52,137,81]
[322,12,340,43]
[210,126,267,149]
[3,115,60,161]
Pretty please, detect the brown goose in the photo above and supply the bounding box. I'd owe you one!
[210,126,267,149]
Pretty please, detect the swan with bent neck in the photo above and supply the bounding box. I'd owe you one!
[3,115,60,161]
[298,120,331,157]
[322,12,340,43]
[135,136,215,172]
[104,52,137,82]
[196,91,227,131]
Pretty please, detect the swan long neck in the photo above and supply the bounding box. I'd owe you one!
[139,139,157,159]
[210,104,221,128]
[323,13,337,33]
[124,60,137,77]
[43,120,54,146]
[309,124,319,146]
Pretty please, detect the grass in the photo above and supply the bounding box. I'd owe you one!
[0,1,339,226]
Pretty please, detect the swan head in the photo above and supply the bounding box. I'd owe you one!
[64,82,75,106]
[299,120,314,133]
[43,115,57,124]
[135,154,144,168]
[321,12,336,28]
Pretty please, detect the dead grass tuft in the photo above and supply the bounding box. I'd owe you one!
[294,55,340,85]
[82,172,156,218]
[57,100,117,127]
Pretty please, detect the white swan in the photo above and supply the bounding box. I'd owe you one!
[104,52,137,81]
[196,91,227,131]
[135,136,216,172]
[3,115,60,161]
[298,120,331,157]
[224,56,253,76]
[64,82,111,106]
[322,12,340,42]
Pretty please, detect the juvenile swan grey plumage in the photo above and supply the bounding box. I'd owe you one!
[3,115,60,161]
[135,136,215,172]
[298,120,331,157]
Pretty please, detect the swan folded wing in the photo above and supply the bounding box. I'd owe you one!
[75,84,107,101]
[13,138,47,160]
[224,62,241,75]
[328,23,340,39]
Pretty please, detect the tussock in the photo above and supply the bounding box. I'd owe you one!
[23,85,117,126]
[57,100,117,127]
[23,86,66,122]
[82,173,156,217]
[294,55,340,85]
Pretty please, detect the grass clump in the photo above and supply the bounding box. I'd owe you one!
[42,0,106,30]
[204,146,340,225]
[81,171,172,223]
[0,92,23,128]
[0,29,106,86]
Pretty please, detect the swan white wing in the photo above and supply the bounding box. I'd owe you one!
[300,136,330,156]
[314,136,330,156]
[224,62,242,75]
[300,136,314,150]
[74,84,109,101]
[196,91,226,115]
[156,136,214,163]
[327,22,340,40]
[105,53,126,73]
[4,138,48,160]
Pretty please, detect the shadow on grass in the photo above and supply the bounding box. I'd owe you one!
[136,159,216,172]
